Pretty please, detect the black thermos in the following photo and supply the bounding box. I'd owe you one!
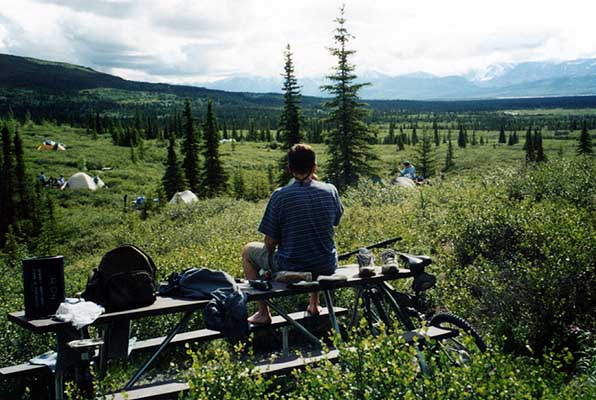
[22,256,65,318]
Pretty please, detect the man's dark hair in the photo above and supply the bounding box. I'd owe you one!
[288,144,316,175]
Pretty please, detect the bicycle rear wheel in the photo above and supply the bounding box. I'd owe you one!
[429,312,486,366]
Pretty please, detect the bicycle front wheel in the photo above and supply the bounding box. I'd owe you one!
[429,312,487,366]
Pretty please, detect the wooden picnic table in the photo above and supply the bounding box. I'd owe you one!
[6,264,412,400]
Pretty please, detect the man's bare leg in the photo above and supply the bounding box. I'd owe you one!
[242,244,272,324]
[306,292,322,316]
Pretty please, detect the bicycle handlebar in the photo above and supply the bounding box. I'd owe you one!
[338,236,402,261]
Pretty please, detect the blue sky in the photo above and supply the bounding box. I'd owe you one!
[1,0,596,84]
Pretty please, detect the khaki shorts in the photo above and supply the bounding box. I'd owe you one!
[245,242,280,275]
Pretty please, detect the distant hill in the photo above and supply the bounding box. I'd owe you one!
[0,53,303,109]
[3,53,596,122]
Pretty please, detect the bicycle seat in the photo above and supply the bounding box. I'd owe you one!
[397,253,432,274]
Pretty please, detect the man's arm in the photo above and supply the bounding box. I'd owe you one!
[264,235,279,274]
[264,235,279,253]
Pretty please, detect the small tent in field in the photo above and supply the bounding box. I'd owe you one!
[169,190,198,205]
[61,172,105,191]
[37,139,66,151]
[393,176,416,188]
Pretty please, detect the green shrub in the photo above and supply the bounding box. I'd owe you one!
[184,342,276,400]
[440,164,596,357]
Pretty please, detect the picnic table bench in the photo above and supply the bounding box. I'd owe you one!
[3,264,454,400]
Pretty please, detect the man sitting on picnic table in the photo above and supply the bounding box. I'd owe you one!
[242,144,344,324]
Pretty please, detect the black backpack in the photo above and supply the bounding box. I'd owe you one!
[82,245,157,312]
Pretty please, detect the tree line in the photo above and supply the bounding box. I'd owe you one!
[0,123,58,248]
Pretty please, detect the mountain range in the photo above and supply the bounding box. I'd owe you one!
[204,59,596,100]
[2,53,596,118]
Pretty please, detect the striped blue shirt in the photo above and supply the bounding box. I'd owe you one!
[258,180,343,275]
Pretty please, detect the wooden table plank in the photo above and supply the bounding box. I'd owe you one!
[8,296,210,334]
[242,265,412,300]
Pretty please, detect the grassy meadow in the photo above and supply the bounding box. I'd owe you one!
[0,116,595,398]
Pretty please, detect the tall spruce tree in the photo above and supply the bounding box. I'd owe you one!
[443,139,455,172]
[13,130,34,223]
[577,121,593,155]
[411,125,419,145]
[1,125,15,240]
[396,133,404,151]
[415,132,436,178]
[457,124,466,148]
[386,122,395,144]
[277,44,303,186]
[433,120,440,146]
[498,126,506,143]
[534,129,547,162]
[320,6,377,190]
[162,135,186,199]
[200,100,228,197]
[525,126,535,163]
[181,99,200,192]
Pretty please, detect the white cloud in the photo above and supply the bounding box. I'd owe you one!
[1,0,595,82]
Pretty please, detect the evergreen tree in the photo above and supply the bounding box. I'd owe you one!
[396,133,404,151]
[95,112,104,135]
[498,125,506,143]
[1,125,15,240]
[277,44,303,186]
[181,99,200,192]
[443,139,455,172]
[415,132,436,178]
[577,121,593,155]
[513,131,519,144]
[13,130,34,224]
[385,122,395,144]
[525,126,535,163]
[471,131,477,146]
[137,138,145,160]
[222,121,228,139]
[129,139,137,164]
[162,135,186,199]
[507,132,514,145]
[411,125,418,145]
[433,120,440,146]
[457,124,466,148]
[535,129,547,162]
[200,100,228,197]
[480,135,485,145]
[320,6,377,190]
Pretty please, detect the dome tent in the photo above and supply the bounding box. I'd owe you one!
[37,139,66,151]
[169,190,198,205]
[61,172,105,191]
[393,176,416,188]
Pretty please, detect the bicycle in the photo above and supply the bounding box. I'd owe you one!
[339,239,487,371]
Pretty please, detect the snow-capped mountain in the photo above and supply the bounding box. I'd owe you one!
[204,58,596,100]
[470,63,514,83]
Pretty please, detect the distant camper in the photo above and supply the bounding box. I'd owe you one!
[399,161,416,179]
